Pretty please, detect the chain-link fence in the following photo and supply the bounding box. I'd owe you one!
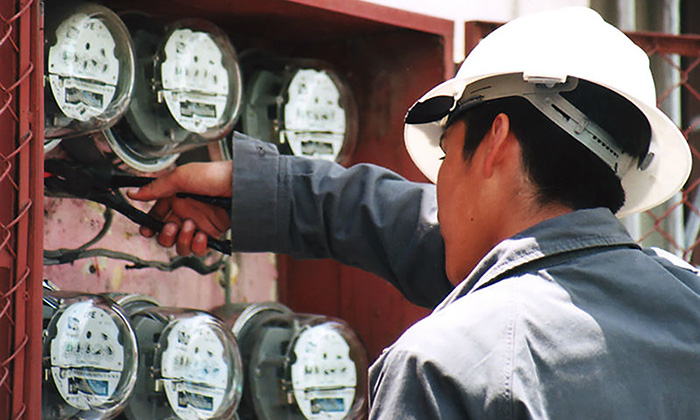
[0,0,43,418]
[626,32,700,262]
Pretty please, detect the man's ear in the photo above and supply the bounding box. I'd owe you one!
[483,113,517,178]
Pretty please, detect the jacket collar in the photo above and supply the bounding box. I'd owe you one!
[435,208,640,311]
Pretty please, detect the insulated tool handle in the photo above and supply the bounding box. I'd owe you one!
[106,174,154,188]
[43,160,232,255]
[175,192,231,210]
[102,199,233,255]
[206,237,232,255]
[44,160,155,189]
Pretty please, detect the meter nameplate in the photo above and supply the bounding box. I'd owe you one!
[290,325,357,420]
[282,69,346,161]
[160,29,230,133]
[50,302,125,410]
[283,132,345,161]
[48,13,119,121]
[161,317,230,420]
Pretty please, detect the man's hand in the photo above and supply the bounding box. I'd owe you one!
[127,161,233,256]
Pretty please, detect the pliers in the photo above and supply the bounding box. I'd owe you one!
[44,160,232,255]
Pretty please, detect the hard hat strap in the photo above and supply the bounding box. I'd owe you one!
[523,92,634,177]
[406,72,638,179]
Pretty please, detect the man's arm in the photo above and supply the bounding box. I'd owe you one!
[130,136,453,308]
[231,137,453,308]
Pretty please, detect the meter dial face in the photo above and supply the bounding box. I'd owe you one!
[160,316,233,420]
[282,69,347,162]
[290,325,357,420]
[50,301,125,410]
[48,13,120,122]
[160,29,230,134]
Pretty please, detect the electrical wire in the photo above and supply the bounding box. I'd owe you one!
[43,206,226,275]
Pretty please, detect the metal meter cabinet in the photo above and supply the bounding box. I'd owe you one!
[2,0,454,418]
[48,0,455,372]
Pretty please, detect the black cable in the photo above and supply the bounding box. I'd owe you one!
[44,204,226,275]
[43,205,114,264]
[45,247,225,275]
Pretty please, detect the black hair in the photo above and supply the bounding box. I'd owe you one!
[452,80,651,213]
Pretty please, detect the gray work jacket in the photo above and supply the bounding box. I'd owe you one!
[230,137,700,419]
[231,137,452,308]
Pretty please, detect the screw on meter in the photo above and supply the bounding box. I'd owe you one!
[42,292,138,420]
[160,29,230,133]
[282,69,348,161]
[290,325,357,420]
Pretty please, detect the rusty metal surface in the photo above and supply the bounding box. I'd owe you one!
[627,31,700,56]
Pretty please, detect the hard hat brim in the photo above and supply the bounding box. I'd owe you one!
[404,75,692,217]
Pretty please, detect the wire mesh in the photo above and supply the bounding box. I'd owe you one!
[625,32,700,263]
[0,1,21,416]
[0,0,43,419]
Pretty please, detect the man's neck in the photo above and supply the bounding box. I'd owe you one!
[450,198,574,285]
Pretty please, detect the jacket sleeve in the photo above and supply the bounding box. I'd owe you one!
[230,135,453,308]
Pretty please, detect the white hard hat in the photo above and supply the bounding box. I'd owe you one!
[404,7,691,217]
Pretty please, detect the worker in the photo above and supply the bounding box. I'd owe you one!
[129,7,700,419]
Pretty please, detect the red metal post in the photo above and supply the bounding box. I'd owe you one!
[24,0,44,416]
[15,0,43,418]
[11,0,32,413]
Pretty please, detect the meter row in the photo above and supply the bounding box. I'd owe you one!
[42,282,368,420]
[44,1,357,172]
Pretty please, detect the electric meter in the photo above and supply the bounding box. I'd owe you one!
[101,292,160,316]
[214,303,367,420]
[44,1,134,141]
[218,54,356,164]
[123,308,243,420]
[42,291,138,420]
[97,15,243,172]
